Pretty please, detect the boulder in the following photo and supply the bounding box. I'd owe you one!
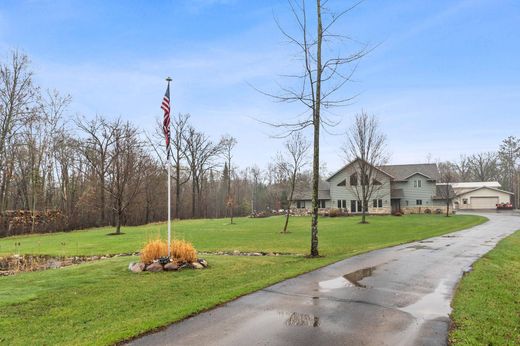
[128,262,145,273]
[146,262,164,272]
[197,259,208,268]
[164,262,179,271]
[191,262,204,269]
[233,250,240,256]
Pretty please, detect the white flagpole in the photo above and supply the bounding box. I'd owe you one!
[166,77,172,258]
[167,153,171,257]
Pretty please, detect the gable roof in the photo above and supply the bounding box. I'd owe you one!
[326,158,394,182]
[456,186,514,196]
[379,163,440,181]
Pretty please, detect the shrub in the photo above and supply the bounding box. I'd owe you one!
[434,209,442,214]
[329,209,338,217]
[170,240,197,263]
[140,239,168,264]
[424,208,432,214]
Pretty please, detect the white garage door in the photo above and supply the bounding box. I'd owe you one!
[471,197,498,209]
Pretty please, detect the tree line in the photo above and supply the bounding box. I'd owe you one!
[0,51,310,236]
[436,138,520,207]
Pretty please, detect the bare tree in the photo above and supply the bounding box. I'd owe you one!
[220,134,237,224]
[261,0,369,256]
[184,126,222,218]
[468,152,499,182]
[498,136,520,208]
[104,120,147,234]
[455,155,472,181]
[0,51,37,213]
[343,112,388,224]
[76,115,117,226]
[438,169,455,217]
[276,132,310,233]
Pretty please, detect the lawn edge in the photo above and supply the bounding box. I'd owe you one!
[116,215,489,346]
[447,227,520,345]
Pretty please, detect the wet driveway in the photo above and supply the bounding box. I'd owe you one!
[127,212,519,346]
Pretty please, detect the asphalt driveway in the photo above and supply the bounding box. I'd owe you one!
[128,212,519,346]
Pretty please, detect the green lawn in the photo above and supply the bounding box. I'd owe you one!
[450,230,520,346]
[0,214,486,345]
[0,214,486,257]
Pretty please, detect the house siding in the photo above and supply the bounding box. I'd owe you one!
[391,173,436,207]
[328,163,391,212]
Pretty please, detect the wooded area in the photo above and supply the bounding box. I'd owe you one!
[0,50,518,237]
[0,51,304,236]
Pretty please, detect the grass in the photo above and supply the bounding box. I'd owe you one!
[0,214,487,345]
[0,214,486,257]
[449,230,520,346]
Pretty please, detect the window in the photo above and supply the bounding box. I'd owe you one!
[337,200,341,208]
[414,179,422,188]
[349,173,358,186]
[351,200,357,213]
[416,199,423,205]
[373,199,383,208]
[296,201,301,208]
[372,179,382,185]
[337,179,346,186]
[342,200,347,208]
[360,173,369,186]
[462,198,468,205]
[405,200,409,206]
[319,200,326,208]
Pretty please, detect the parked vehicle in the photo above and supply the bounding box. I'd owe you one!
[496,203,513,210]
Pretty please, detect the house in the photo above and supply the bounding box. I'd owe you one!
[450,182,513,210]
[292,160,454,214]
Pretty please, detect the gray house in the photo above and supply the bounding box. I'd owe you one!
[293,160,453,214]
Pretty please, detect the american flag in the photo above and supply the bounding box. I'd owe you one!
[161,83,171,157]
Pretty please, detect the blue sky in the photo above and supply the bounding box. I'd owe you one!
[1,0,519,174]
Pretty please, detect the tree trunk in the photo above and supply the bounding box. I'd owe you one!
[310,0,322,257]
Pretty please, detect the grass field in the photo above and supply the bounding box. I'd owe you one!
[0,214,486,345]
[449,230,520,346]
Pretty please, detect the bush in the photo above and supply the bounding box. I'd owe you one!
[424,208,432,214]
[170,240,197,263]
[140,239,168,264]
[329,209,338,217]
[434,209,442,214]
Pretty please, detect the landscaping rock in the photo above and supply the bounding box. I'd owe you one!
[164,262,179,271]
[128,262,145,273]
[197,259,208,268]
[191,262,204,269]
[146,262,163,272]
[233,250,240,256]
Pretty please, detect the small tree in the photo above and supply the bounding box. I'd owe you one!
[220,134,237,224]
[343,111,388,224]
[276,132,310,233]
[438,168,455,217]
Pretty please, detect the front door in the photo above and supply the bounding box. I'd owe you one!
[391,199,401,213]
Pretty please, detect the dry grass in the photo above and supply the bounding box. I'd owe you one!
[171,240,197,263]
[140,239,168,264]
[140,239,197,264]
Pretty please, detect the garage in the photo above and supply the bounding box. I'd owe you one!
[470,197,499,209]
[452,183,513,210]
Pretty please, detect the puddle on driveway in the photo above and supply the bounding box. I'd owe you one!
[399,279,452,319]
[284,312,320,327]
[318,266,375,291]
